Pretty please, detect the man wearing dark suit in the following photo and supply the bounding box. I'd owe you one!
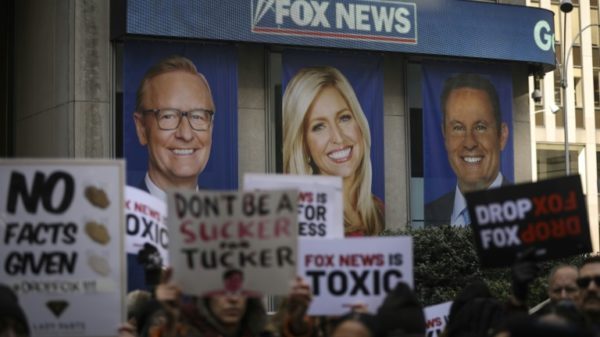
[425,73,509,227]
[128,55,215,291]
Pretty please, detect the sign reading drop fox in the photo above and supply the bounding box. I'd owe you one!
[466,175,592,268]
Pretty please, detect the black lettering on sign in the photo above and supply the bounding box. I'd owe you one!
[306,269,403,296]
[6,171,74,214]
[5,251,78,275]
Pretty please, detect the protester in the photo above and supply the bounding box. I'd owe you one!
[329,312,379,337]
[135,269,313,337]
[0,284,30,337]
[576,255,600,330]
[547,264,579,304]
[376,282,426,337]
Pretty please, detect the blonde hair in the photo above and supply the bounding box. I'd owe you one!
[282,66,383,235]
[135,55,212,112]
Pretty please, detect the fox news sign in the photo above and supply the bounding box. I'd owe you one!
[251,0,417,44]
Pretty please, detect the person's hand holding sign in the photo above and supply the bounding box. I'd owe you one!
[285,276,314,336]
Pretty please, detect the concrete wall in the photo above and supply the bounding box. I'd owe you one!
[14,0,111,158]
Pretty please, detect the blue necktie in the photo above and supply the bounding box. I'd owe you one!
[462,208,471,225]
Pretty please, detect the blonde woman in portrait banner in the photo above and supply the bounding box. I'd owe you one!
[283,66,384,236]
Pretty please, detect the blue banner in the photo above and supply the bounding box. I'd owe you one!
[117,0,555,70]
[123,41,238,190]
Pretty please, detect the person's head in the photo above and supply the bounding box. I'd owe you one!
[223,269,244,293]
[0,285,30,337]
[548,265,579,303]
[330,312,378,337]
[440,73,509,193]
[207,294,248,329]
[283,66,383,235]
[577,255,600,318]
[376,282,426,337]
[133,55,215,190]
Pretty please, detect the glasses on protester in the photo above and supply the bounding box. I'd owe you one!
[142,108,214,131]
[576,276,600,288]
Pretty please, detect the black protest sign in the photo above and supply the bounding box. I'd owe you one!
[466,175,591,268]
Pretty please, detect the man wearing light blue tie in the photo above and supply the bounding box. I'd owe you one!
[425,73,510,227]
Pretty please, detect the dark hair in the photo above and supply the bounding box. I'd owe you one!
[223,269,243,280]
[440,73,502,134]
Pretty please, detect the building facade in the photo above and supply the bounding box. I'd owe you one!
[528,0,600,247]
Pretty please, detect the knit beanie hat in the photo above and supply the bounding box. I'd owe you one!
[0,284,30,336]
[376,282,426,337]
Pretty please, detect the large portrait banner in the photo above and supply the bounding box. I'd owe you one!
[123,41,239,193]
[422,61,514,227]
[0,159,125,337]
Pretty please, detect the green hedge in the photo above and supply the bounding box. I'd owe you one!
[382,226,588,307]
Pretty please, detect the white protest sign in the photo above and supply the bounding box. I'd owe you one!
[125,186,168,264]
[167,189,298,297]
[298,236,413,315]
[243,174,343,238]
[0,159,125,337]
[424,301,452,337]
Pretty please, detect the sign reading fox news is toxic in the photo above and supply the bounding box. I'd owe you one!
[466,175,591,268]
[298,236,412,315]
[0,159,125,337]
[125,186,168,264]
[251,0,417,44]
[243,174,343,238]
[167,189,298,297]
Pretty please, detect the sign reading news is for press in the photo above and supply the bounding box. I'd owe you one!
[465,175,592,268]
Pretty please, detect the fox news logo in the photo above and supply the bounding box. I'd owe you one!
[251,0,417,44]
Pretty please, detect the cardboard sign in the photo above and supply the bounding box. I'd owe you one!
[298,236,413,315]
[125,186,168,263]
[243,174,344,238]
[0,159,125,337]
[466,175,592,268]
[424,301,452,337]
[167,189,298,297]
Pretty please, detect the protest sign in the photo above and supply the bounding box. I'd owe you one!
[125,186,168,263]
[466,175,592,268]
[424,301,451,337]
[167,189,298,297]
[298,236,412,315]
[243,173,343,238]
[0,159,125,337]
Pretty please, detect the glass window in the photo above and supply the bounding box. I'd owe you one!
[537,146,580,179]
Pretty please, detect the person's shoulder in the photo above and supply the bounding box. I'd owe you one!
[424,191,454,226]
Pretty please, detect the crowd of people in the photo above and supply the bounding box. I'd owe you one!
[6,255,600,337]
